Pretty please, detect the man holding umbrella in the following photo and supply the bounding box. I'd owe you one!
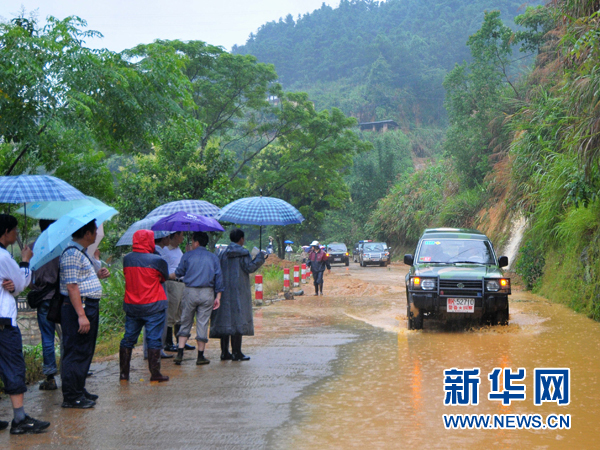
[307,240,331,296]
[60,219,111,409]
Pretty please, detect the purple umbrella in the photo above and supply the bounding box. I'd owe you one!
[150,211,224,233]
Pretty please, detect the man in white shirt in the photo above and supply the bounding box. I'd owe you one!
[0,214,50,435]
[162,232,194,352]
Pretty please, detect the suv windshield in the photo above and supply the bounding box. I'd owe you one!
[328,243,347,252]
[416,239,495,264]
[364,243,385,252]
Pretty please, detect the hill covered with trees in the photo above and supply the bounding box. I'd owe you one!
[235,0,542,127]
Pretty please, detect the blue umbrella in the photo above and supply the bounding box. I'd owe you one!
[15,196,108,220]
[146,200,221,218]
[217,196,304,249]
[0,175,86,203]
[0,175,87,243]
[151,211,224,233]
[284,240,294,244]
[30,204,118,270]
[116,215,169,247]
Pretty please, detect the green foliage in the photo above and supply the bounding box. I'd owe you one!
[438,188,486,228]
[515,239,545,289]
[0,15,193,178]
[235,0,539,127]
[99,267,126,337]
[368,160,451,245]
[258,264,284,297]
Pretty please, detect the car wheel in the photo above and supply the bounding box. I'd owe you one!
[407,305,414,330]
[495,307,509,326]
[379,262,385,267]
[413,311,424,329]
[345,259,349,267]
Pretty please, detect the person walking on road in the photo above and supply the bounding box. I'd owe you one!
[0,214,51,434]
[28,219,61,391]
[210,229,265,361]
[60,219,110,409]
[307,240,330,296]
[172,231,223,366]
[119,230,170,382]
[285,243,293,260]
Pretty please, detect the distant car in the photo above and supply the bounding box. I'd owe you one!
[359,242,390,267]
[404,228,510,330]
[353,240,372,263]
[326,242,349,266]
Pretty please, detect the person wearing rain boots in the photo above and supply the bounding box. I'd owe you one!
[171,232,223,366]
[210,229,265,361]
[119,230,170,383]
[307,241,331,296]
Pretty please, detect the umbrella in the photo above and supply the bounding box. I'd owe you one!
[151,211,224,233]
[30,204,118,270]
[15,196,107,220]
[146,200,221,218]
[0,175,87,203]
[0,175,87,243]
[217,196,304,249]
[284,240,294,244]
[116,215,169,247]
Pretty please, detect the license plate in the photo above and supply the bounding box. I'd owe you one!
[371,258,380,261]
[447,298,475,313]
[334,258,341,261]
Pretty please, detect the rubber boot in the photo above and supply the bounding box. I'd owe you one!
[314,285,319,296]
[319,283,324,296]
[220,336,233,360]
[119,346,133,381]
[148,349,169,382]
[174,347,184,365]
[164,327,177,352]
[231,335,250,361]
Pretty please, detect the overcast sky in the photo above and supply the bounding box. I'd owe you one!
[0,0,342,52]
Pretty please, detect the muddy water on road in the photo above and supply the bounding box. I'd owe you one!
[268,265,600,449]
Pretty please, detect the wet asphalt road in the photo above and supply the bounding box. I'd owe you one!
[2,263,600,449]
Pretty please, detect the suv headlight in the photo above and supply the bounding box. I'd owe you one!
[485,278,510,292]
[421,279,436,290]
[486,280,500,292]
[411,277,436,290]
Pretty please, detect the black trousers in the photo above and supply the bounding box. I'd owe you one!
[61,298,99,402]
[0,324,27,395]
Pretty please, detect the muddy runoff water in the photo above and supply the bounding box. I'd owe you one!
[2,264,600,449]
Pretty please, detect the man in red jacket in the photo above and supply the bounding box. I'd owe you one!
[119,230,170,382]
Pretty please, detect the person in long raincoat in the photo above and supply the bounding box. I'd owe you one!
[210,228,265,361]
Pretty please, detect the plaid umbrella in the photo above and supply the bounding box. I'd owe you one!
[217,196,304,249]
[0,175,87,244]
[116,215,169,247]
[0,175,86,203]
[217,196,304,226]
[146,200,221,218]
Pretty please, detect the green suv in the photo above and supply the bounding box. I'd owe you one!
[403,228,510,330]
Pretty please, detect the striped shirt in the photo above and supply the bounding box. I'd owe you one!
[59,241,103,299]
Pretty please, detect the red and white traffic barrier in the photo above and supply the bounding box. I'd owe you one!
[255,274,263,302]
[301,264,307,284]
[293,265,300,287]
[283,268,290,292]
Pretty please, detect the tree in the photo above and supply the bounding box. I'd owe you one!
[0,15,193,189]
[248,92,371,256]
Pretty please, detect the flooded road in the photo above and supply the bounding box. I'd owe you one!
[2,263,600,449]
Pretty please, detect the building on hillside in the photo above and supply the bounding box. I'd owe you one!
[358,120,398,133]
